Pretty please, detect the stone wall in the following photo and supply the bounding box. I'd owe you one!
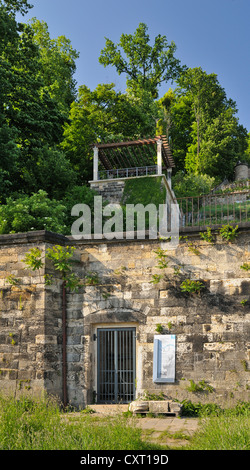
[72,230,250,407]
[0,229,249,408]
[90,179,125,204]
[0,232,65,401]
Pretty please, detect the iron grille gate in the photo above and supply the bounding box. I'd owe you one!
[97,328,136,403]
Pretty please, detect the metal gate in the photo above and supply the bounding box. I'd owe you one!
[97,328,136,403]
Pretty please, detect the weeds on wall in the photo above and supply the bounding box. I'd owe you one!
[46,246,81,292]
[150,274,164,284]
[200,227,214,243]
[180,279,205,295]
[153,248,169,269]
[240,263,250,271]
[186,379,214,394]
[187,242,201,256]
[84,271,100,286]
[22,246,82,292]
[22,248,43,271]
[155,324,164,334]
[6,274,20,286]
[219,224,239,242]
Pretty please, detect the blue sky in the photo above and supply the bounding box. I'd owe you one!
[17,0,250,131]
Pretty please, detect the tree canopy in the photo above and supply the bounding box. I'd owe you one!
[1,0,32,15]
[99,23,183,98]
[158,68,248,181]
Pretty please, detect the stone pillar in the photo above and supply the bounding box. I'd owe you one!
[93,146,99,181]
[167,168,172,189]
[157,139,162,175]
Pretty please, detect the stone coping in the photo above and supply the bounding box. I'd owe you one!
[0,223,249,248]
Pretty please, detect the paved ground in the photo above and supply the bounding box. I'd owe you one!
[135,416,199,447]
[88,404,200,448]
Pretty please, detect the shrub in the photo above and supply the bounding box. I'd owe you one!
[172,172,215,198]
[0,190,67,235]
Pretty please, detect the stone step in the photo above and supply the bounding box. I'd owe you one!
[89,404,130,415]
[129,400,182,416]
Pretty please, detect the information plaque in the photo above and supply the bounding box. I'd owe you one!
[153,335,176,383]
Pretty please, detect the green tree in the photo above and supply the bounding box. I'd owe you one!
[0,3,22,199]
[99,22,183,98]
[161,68,248,180]
[30,19,79,115]
[157,89,193,171]
[178,67,228,159]
[61,83,158,183]
[0,4,75,199]
[194,109,247,178]
[244,132,250,165]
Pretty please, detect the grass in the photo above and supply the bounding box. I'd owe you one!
[187,415,250,450]
[0,394,163,450]
[182,400,250,450]
[0,395,249,450]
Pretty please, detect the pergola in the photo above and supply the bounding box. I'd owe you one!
[92,135,174,181]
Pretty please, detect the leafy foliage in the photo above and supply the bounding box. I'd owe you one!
[30,19,79,115]
[0,190,67,234]
[159,68,248,180]
[0,6,76,202]
[61,84,158,183]
[200,227,214,243]
[172,171,215,198]
[22,248,43,271]
[219,224,239,242]
[46,245,81,292]
[1,0,32,15]
[99,22,183,98]
[180,279,205,294]
[240,263,250,271]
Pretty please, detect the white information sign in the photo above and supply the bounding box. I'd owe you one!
[153,335,176,383]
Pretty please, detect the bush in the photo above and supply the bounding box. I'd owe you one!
[0,190,67,235]
[172,171,215,198]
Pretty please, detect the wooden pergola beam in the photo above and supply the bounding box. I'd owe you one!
[93,135,175,172]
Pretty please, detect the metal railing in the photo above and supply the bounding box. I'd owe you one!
[98,165,157,180]
[177,190,250,229]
